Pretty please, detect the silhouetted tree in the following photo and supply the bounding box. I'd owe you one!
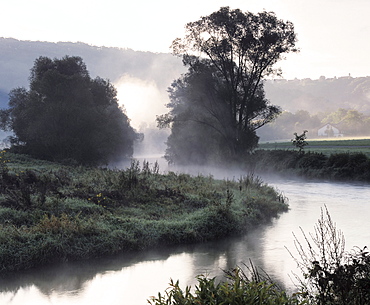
[0,56,137,165]
[291,130,308,153]
[157,7,298,164]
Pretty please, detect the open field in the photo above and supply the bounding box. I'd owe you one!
[258,138,370,157]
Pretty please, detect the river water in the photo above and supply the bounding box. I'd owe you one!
[1,163,369,305]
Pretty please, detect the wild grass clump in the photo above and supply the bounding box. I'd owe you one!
[149,265,302,305]
[0,152,288,273]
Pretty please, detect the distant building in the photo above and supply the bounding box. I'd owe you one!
[317,123,343,137]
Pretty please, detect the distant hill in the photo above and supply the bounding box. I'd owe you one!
[0,37,185,98]
[1,37,369,116]
[264,76,370,115]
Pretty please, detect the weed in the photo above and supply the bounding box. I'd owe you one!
[287,206,370,305]
[149,265,302,305]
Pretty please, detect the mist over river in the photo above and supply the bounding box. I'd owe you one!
[1,159,369,305]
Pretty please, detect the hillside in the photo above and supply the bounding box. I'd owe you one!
[264,76,370,114]
[0,38,185,108]
[1,37,370,146]
[1,38,370,114]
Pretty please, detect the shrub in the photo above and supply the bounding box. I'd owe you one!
[288,206,370,305]
[149,267,301,305]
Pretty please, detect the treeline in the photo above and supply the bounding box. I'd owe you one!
[258,108,370,141]
[2,38,370,118]
[264,76,370,114]
[0,56,138,165]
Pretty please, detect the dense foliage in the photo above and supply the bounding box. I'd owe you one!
[157,7,297,164]
[0,151,288,273]
[0,56,137,165]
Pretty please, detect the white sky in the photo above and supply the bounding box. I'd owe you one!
[1,0,370,80]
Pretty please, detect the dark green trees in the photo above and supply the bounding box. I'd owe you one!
[0,56,137,165]
[157,7,298,164]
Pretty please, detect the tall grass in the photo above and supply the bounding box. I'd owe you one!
[149,266,302,305]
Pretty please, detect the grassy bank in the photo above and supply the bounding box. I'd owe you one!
[0,151,288,273]
[248,149,370,181]
[259,138,370,157]
[254,138,370,181]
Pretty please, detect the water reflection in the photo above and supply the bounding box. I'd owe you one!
[1,177,369,305]
[1,224,285,305]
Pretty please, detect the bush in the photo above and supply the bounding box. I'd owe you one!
[149,267,301,305]
[288,206,370,305]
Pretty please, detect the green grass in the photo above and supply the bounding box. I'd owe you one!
[259,138,370,157]
[0,151,288,273]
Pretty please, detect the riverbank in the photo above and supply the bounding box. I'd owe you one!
[259,138,370,157]
[248,149,370,182]
[0,151,288,273]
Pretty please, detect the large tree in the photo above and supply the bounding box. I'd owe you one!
[0,56,137,165]
[157,7,298,164]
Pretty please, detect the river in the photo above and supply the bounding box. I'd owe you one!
[0,164,369,305]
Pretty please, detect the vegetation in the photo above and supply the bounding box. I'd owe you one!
[0,150,288,273]
[291,130,308,153]
[289,206,370,305]
[0,56,137,165]
[149,267,301,305]
[157,7,297,164]
[258,108,370,141]
[264,76,370,117]
[151,207,370,305]
[147,170,370,304]
[251,138,370,181]
[248,150,370,181]
[259,138,370,157]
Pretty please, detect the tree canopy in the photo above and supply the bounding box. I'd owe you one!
[157,7,298,164]
[0,56,137,165]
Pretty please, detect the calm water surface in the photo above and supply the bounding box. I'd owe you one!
[1,168,369,305]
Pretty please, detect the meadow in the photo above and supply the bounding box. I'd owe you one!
[246,138,370,182]
[0,151,288,273]
[259,138,370,157]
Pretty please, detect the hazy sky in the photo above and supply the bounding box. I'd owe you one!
[1,0,370,80]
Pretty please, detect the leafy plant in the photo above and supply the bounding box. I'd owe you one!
[288,206,370,305]
[291,130,308,153]
[148,265,301,305]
